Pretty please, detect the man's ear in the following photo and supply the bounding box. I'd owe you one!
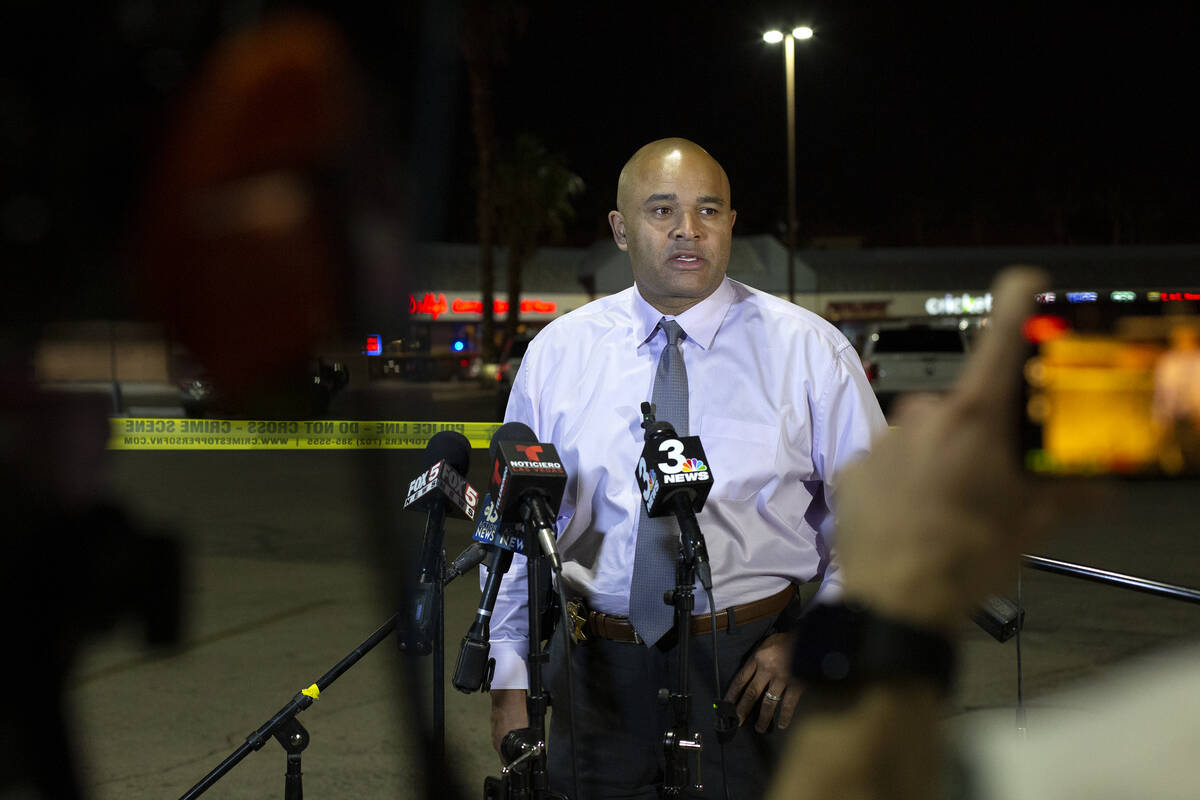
[608,210,628,251]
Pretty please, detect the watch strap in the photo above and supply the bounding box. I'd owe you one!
[791,602,956,693]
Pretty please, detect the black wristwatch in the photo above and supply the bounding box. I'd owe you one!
[791,602,956,694]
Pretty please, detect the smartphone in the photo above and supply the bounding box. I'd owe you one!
[1021,290,1200,477]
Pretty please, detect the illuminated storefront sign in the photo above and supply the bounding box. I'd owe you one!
[824,300,890,320]
[924,292,993,316]
[408,293,560,320]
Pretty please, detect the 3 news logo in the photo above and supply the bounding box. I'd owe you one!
[405,461,480,519]
[638,437,711,511]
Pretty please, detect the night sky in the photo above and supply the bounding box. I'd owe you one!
[6,1,1200,324]
[428,1,1200,246]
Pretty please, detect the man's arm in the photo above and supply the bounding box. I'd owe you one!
[489,689,528,754]
[724,323,889,733]
[766,266,1093,800]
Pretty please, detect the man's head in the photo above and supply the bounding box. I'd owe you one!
[608,138,736,315]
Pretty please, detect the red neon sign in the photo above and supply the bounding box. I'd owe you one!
[409,292,449,320]
[409,295,558,318]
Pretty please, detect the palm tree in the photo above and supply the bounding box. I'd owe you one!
[461,0,527,361]
[493,135,584,345]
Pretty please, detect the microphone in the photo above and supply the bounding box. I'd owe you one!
[451,492,528,692]
[443,543,488,585]
[444,492,526,585]
[397,430,479,655]
[634,402,714,590]
[488,422,568,574]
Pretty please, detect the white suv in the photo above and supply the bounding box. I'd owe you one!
[861,320,970,413]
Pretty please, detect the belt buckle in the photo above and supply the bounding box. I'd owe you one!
[566,600,588,643]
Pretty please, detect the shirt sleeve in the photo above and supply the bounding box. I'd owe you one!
[811,342,888,605]
[484,353,537,691]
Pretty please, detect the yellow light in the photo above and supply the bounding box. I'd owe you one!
[793,26,814,40]
[763,30,784,44]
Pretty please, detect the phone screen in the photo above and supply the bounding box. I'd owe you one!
[1021,290,1200,477]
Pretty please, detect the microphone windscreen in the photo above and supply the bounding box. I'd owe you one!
[425,430,471,474]
[488,421,537,463]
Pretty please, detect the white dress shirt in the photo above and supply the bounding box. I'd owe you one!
[487,277,886,690]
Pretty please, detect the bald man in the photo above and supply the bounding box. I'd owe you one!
[487,139,886,798]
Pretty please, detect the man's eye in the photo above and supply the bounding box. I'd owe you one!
[653,207,672,216]
[699,207,718,216]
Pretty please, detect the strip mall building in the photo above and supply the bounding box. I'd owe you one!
[403,239,1200,357]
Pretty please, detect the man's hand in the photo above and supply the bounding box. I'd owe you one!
[489,689,528,756]
[723,632,802,732]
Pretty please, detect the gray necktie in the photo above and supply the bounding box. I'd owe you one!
[629,319,689,645]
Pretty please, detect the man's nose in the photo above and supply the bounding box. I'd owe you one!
[673,209,702,239]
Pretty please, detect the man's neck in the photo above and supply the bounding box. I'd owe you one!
[636,286,716,317]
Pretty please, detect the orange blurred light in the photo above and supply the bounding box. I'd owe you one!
[1022,314,1069,343]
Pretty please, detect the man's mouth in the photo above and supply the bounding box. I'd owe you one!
[670,252,702,266]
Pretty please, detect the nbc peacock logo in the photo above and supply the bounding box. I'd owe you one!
[679,458,708,473]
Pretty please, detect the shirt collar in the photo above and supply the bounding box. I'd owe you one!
[632,277,735,351]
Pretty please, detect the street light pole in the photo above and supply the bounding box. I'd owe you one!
[765,26,813,305]
[785,33,796,304]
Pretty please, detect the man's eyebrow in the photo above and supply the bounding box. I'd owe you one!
[641,193,727,206]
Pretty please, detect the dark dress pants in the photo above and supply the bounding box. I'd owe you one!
[544,614,783,800]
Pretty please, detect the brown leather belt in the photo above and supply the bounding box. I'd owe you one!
[572,584,795,645]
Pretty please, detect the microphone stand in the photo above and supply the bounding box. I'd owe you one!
[484,525,567,800]
[661,492,707,799]
[402,495,453,765]
[482,525,566,800]
[434,552,446,767]
[178,615,399,800]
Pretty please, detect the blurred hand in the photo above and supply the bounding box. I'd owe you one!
[835,266,1106,632]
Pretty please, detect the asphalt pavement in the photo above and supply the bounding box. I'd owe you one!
[62,379,1200,799]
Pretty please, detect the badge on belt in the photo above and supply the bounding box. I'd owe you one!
[566,599,588,643]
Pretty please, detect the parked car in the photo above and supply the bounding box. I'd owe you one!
[493,334,533,419]
[860,319,970,415]
[180,357,349,418]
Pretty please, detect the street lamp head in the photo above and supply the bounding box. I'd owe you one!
[793,26,814,40]
[763,30,784,44]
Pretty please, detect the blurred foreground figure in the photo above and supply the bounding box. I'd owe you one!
[133,11,359,405]
[766,267,1200,800]
[0,359,183,799]
[1,9,365,797]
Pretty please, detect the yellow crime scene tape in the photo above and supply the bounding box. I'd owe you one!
[109,418,503,450]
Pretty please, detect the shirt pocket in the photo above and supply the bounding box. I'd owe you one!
[696,416,781,502]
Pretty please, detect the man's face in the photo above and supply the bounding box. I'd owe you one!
[608,147,736,315]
